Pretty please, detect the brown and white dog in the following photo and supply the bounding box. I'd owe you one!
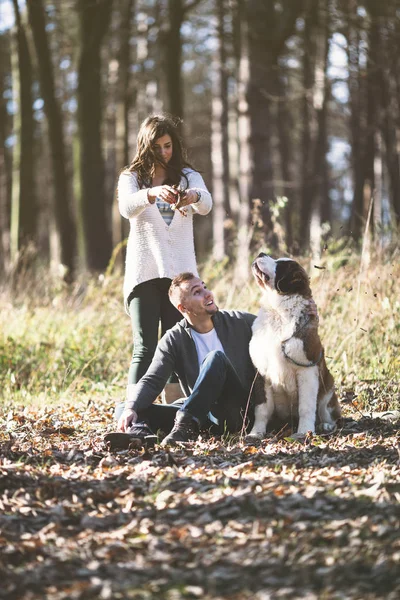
[248,253,341,439]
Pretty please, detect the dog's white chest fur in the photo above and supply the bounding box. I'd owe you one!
[249,295,319,426]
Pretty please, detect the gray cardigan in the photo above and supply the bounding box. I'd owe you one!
[129,310,258,413]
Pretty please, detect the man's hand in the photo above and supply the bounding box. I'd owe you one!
[117,408,138,432]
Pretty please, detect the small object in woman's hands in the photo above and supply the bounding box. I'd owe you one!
[170,186,188,216]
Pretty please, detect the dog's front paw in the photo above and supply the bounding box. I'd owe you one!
[318,422,337,434]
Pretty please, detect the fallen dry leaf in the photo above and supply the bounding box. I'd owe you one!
[0,401,399,600]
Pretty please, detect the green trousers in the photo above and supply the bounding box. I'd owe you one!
[127,277,181,384]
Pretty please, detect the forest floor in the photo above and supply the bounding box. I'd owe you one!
[1,396,399,600]
[1,249,399,598]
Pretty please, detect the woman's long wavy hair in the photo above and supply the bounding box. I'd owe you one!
[126,114,195,189]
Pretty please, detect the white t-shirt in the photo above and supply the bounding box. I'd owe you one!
[191,328,224,366]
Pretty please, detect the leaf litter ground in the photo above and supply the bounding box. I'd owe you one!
[1,397,399,600]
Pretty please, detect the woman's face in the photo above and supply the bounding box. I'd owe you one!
[153,134,173,164]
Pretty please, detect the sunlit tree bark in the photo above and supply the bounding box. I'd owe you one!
[374,1,400,227]
[0,32,11,275]
[234,0,252,281]
[211,0,230,261]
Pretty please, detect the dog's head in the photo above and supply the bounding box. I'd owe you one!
[252,253,311,297]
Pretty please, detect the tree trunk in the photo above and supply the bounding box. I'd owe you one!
[245,0,274,237]
[310,0,330,261]
[348,3,380,242]
[211,0,230,261]
[228,0,243,224]
[300,0,318,251]
[234,0,303,278]
[166,0,185,122]
[77,0,113,271]
[381,77,400,226]
[234,0,253,282]
[115,0,134,172]
[10,0,37,260]
[376,3,400,227]
[373,130,383,246]
[112,0,135,264]
[26,0,76,275]
[345,1,382,243]
[274,65,294,251]
[346,0,366,241]
[363,7,379,235]
[135,11,150,130]
[163,0,204,124]
[0,32,11,275]
[245,0,304,244]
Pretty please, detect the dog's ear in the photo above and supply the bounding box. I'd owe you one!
[276,261,311,296]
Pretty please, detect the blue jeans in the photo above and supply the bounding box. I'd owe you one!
[116,350,251,435]
[182,350,250,431]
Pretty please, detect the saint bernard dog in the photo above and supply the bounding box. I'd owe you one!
[248,253,341,440]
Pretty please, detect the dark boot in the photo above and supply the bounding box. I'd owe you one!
[160,410,199,446]
[104,422,158,450]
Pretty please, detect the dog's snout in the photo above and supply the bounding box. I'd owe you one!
[257,252,269,259]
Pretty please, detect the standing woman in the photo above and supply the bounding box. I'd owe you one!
[118,114,212,405]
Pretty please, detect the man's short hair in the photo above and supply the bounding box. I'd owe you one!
[169,272,196,303]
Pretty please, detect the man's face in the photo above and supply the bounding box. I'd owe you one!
[178,277,218,318]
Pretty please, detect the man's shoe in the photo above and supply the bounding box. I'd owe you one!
[160,410,199,446]
[104,422,158,450]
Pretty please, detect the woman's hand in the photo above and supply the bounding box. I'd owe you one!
[147,185,179,204]
[117,408,138,432]
[173,189,198,208]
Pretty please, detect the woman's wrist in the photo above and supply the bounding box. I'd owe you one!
[189,189,201,204]
[147,188,156,204]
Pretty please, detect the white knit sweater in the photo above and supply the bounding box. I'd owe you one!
[118,168,212,310]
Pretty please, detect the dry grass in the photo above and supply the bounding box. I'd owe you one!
[202,247,399,413]
[0,245,398,412]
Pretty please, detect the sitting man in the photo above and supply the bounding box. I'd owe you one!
[105,272,261,448]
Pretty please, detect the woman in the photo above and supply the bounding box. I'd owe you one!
[118,114,212,404]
